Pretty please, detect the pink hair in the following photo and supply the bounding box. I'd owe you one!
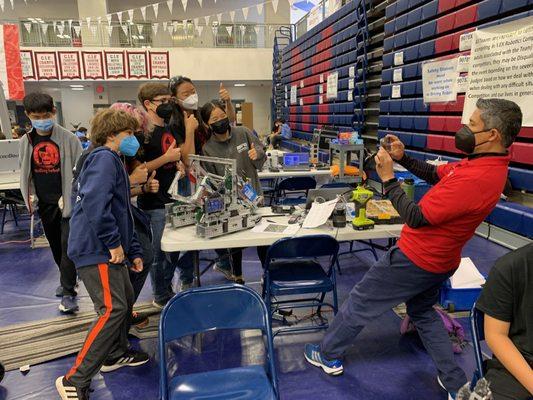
[109,102,153,134]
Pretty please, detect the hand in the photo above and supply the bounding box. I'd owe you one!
[144,170,159,193]
[184,111,199,133]
[386,134,405,161]
[130,163,148,185]
[176,161,186,178]
[164,140,181,163]
[375,148,395,182]
[130,258,143,272]
[109,245,125,264]
[219,82,231,102]
[248,143,258,161]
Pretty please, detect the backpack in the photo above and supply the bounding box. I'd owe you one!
[400,306,466,354]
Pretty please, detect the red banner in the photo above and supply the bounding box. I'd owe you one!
[0,24,25,100]
[149,51,170,79]
[34,51,59,80]
[58,51,81,80]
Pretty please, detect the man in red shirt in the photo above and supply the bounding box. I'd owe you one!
[304,98,523,398]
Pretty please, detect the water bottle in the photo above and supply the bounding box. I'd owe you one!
[401,178,415,201]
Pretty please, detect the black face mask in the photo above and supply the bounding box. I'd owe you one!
[210,118,230,135]
[155,103,174,120]
[455,125,491,154]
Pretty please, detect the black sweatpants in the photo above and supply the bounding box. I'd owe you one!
[67,263,133,388]
[38,202,77,296]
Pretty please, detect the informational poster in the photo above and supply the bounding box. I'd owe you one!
[307,4,323,30]
[319,74,324,83]
[58,51,81,79]
[149,51,169,79]
[319,96,323,104]
[422,58,459,103]
[300,80,304,88]
[82,51,104,79]
[393,68,403,82]
[348,79,354,90]
[299,98,303,106]
[326,0,342,18]
[391,84,401,98]
[457,55,470,73]
[326,71,338,99]
[459,32,474,51]
[462,17,533,125]
[290,85,297,105]
[127,51,148,79]
[394,51,404,66]
[349,66,355,78]
[347,91,353,101]
[34,51,59,80]
[319,85,323,94]
[456,75,469,93]
[0,24,24,99]
[20,50,35,80]
[105,51,126,79]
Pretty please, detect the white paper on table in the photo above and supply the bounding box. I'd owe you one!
[450,257,486,289]
[393,162,407,172]
[251,222,300,235]
[302,198,339,229]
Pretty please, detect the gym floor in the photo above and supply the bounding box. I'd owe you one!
[0,215,509,400]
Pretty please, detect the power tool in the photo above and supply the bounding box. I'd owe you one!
[350,185,375,230]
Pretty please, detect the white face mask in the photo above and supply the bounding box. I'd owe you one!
[178,93,199,111]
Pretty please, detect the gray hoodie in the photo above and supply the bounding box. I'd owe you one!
[19,124,83,217]
[202,126,266,194]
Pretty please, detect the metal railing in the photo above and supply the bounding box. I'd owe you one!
[17,20,292,49]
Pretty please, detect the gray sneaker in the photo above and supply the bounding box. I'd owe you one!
[59,296,79,314]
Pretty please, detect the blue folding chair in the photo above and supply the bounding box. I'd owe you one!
[470,304,486,386]
[262,235,339,336]
[274,176,316,206]
[159,284,279,400]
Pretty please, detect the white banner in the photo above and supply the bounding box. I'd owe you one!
[290,85,297,105]
[462,16,533,125]
[326,71,338,99]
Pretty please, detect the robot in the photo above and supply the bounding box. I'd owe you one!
[166,155,262,239]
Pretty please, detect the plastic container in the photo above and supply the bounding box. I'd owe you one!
[439,280,482,312]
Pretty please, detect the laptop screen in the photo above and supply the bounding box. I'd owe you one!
[283,152,310,167]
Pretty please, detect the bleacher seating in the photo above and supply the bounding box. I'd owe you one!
[272,0,533,240]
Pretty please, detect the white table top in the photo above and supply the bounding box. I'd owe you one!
[258,168,332,179]
[161,207,402,252]
[0,171,20,191]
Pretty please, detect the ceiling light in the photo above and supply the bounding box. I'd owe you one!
[70,84,84,88]
[138,35,144,39]
[71,88,84,91]
[234,83,246,87]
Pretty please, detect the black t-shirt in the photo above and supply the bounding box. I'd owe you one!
[30,130,62,205]
[476,243,533,367]
[137,125,179,210]
[171,113,208,156]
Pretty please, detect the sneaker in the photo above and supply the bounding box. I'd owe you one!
[304,344,343,376]
[131,312,149,329]
[55,376,92,400]
[59,296,79,314]
[100,349,149,373]
[437,376,457,400]
[151,299,167,310]
[213,263,234,281]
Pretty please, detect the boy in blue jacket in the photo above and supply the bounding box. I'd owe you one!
[56,109,149,400]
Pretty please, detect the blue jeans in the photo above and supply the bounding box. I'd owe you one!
[321,246,467,392]
[144,208,194,303]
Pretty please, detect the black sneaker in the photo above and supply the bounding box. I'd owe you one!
[131,312,149,328]
[100,349,149,373]
[55,376,92,400]
[55,285,64,297]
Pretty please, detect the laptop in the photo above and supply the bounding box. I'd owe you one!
[283,152,310,171]
[305,187,352,209]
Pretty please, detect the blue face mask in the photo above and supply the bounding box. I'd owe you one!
[118,135,140,157]
[31,118,54,132]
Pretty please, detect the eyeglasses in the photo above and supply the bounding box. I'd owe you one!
[151,98,171,105]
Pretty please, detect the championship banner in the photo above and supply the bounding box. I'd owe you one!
[149,51,169,79]
[0,24,25,100]
[34,51,59,80]
[20,50,35,80]
[82,51,105,79]
[58,51,82,80]
[104,51,126,79]
[127,51,148,79]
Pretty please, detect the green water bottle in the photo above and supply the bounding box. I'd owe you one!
[401,178,415,201]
